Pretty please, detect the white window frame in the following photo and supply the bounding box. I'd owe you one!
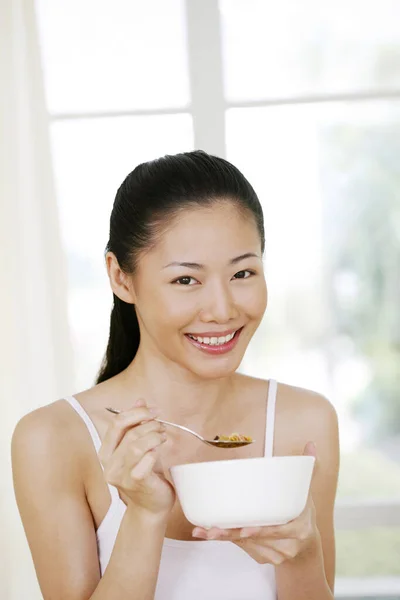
[47,0,400,596]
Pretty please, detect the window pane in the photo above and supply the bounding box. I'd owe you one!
[220,0,400,101]
[336,527,400,576]
[227,101,400,500]
[51,114,193,387]
[35,0,190,113]
[227,101,400,577]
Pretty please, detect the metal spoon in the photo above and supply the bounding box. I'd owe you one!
[105,407,254,448]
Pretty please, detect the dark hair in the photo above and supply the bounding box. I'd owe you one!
[96,150,265,384]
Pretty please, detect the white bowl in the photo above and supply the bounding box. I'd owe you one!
[170,455,315,529]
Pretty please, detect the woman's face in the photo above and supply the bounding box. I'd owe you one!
[131,202,267,380]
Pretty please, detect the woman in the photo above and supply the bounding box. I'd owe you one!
[12,150,339,600]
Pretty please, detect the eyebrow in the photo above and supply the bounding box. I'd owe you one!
[163,252,260,270]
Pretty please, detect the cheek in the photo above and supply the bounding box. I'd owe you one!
[239,279,268,318]
[154,288,197,325]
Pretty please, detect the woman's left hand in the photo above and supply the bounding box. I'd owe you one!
[192,442,319,566]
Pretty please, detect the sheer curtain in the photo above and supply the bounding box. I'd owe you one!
[0,0,74,597]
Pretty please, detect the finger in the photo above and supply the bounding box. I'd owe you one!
[192,527,225,540]
[204,527,264,541]
[116,420,165,448]
[119,430,167,466]
[238,527,263,538]
[208,527,241,540]
[133,398,161,412]
[104,431,166,487]
[194,520,301,542]
[106,420,165,468]
[242,523,296,540]
[193,527,242,541]
[122,419,166,442]
[245,536,301,560]
[100,406,160,462]
[234,538,286,566]
[270,537,300,558]
[130,449,158,480]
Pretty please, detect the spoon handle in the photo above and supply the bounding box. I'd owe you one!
[105,407,205,443]
[156,418,205,442]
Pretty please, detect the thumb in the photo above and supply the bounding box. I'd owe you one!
[303,441,317,457]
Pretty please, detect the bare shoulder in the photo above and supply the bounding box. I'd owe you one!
[277,381,338,423]
[11,398,92,483]
[13,399,79,449]
[272,381,338,454]
[238,376,339,457]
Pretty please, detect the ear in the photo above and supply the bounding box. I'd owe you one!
[106,252,136,304]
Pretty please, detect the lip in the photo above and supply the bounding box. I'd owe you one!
[184,327,244,355]
[185,328,241,338]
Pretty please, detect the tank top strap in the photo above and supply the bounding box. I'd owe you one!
[264,379,278,458]
[64,395,120,502]
[65,395,102,451]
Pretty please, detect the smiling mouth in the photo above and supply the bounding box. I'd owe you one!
[186,329,240,346]
[184,327,244,353]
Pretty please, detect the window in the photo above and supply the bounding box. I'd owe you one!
[36,0,400,595]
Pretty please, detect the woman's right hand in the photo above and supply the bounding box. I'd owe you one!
[99,399,175,519]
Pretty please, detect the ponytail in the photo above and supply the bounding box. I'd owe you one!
[96,294,140,383]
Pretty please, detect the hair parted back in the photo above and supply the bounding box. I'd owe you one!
[96,150,265,384]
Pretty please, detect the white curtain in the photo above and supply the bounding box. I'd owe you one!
[0,1,75,598]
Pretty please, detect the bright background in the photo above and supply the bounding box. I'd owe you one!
[2,1,400,598]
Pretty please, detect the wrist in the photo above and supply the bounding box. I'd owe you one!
[125,503,170,530]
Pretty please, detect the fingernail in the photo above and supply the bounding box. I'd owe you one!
[149,407,160,415]
[192,529,206,539]
[219,530,230,537]
[134,399,145,407]
[240,528,254,538]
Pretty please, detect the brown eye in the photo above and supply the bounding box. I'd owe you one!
[233,270,253,280]
[174,276,197,285]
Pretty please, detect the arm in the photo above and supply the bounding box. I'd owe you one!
[91,507,167,600]
[275,394,339,600]
[11,404,167,600]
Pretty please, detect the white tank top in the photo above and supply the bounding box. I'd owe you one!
[64,379,278,600]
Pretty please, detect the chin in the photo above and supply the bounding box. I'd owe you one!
[186,357,242,381]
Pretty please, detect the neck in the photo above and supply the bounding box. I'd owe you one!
[120,347,237,427]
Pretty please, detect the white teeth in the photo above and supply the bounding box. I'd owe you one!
[188,331,236,346]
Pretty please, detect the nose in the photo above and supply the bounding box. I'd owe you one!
[200,281,239,324]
